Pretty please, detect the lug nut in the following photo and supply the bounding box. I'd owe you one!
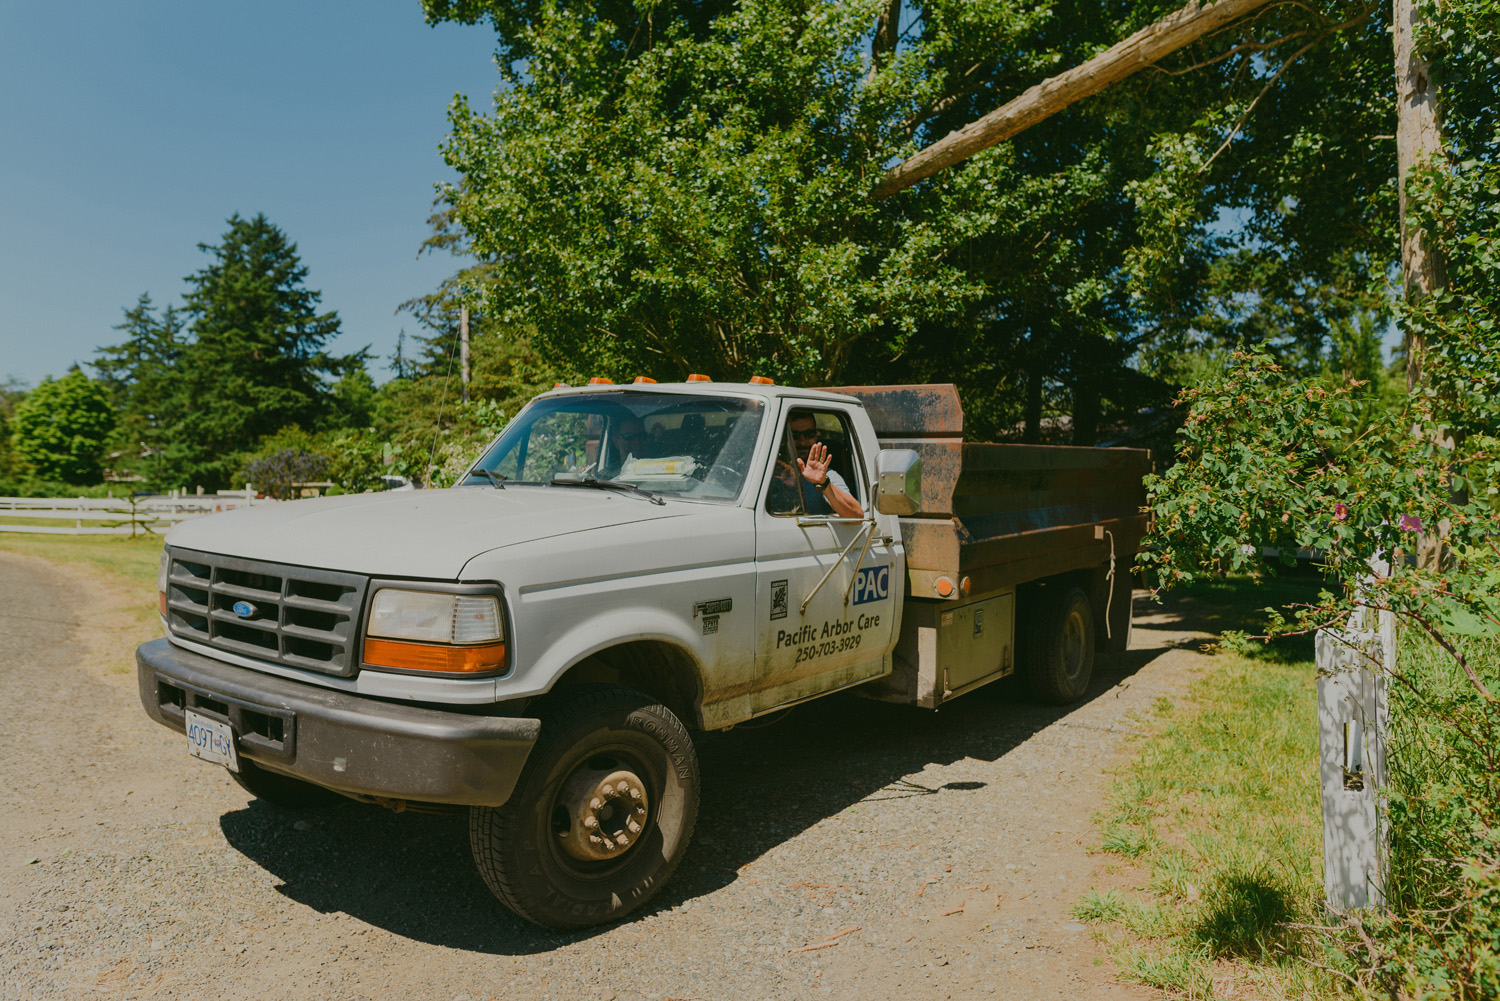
[627,820,642,834]
[583,816,599,829]
[629,787,643,800]
[635,803,646,814]
[616,781,629,794]
[617,834,630,846]
[590,797,603,811]
[589,834,603,845]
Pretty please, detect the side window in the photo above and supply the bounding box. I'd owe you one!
[764,408,865,517]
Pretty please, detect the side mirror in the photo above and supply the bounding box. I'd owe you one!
[874,449,922,516]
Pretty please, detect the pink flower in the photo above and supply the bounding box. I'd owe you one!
[1399,514,1423,532]
[1334,503,1349,522]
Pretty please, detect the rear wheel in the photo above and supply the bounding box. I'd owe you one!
[231,759,342,808]
[469,685,699,930]
[1025,586,1095,704]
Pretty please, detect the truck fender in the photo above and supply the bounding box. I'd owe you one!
[526,607,709,723]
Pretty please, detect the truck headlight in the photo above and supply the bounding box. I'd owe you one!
[363,587,507,675]
[158,546,170,618]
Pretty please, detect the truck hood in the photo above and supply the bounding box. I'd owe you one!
[166,487,696,579]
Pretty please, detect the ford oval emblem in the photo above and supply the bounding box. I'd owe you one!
[232,600,257,618]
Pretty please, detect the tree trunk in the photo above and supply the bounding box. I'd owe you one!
[1394,0,1452,569]
[1072,370,1102,446]
[872,0,902,69]
[1394,0,1446,391]
[873,0,1276,199]
[1022,339,1044,444]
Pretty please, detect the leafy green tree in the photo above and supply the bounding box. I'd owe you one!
[92,293,185,483]
[160,213,353,490]
[10,369,116,484]
[1142,0,1500,988]
[428,0,1397,443]
[432,0,1009,386]
[243,449,331,501]
[0,377,26,481]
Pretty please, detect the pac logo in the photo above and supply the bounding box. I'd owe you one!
[852,564,891,605]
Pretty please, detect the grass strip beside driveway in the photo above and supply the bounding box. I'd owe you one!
[1079,599,1352,999]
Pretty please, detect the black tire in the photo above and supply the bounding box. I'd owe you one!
[231,758,342,808]
[1025,585,1096,704]
[469,685,699,930]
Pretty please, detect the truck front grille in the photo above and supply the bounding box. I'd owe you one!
[164,548,368,677]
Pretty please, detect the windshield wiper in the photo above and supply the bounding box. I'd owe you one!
[470,468,508,490]
[550,476,666,506]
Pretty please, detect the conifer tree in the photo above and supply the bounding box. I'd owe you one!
[162,214,349,489]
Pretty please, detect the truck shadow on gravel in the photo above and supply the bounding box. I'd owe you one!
[217,584,1311,955]
[214,652,1149,956]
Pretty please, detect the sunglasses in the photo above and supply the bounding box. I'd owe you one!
[790,429,819,441]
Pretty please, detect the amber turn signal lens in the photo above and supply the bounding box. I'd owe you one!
[159,592,167,617]
[364,638,507,674]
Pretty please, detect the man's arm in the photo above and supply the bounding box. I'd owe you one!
[798,445,864,519]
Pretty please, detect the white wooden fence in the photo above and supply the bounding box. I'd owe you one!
[0,488,271,536]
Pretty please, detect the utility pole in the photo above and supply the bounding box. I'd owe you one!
[459,304,471,403]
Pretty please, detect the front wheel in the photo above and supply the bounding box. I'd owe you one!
[1024,585,1096,705]
[469,685,700,930]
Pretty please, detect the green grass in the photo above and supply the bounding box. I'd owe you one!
[1081,576,1354,999]
[0,532,163,589]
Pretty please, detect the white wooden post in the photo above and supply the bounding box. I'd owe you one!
[1317,604,1392,912]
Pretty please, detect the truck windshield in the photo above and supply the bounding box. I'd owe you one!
[462,392,765,503]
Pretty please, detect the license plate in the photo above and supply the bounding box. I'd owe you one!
[185,709,240,772]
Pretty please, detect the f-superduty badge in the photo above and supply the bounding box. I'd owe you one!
[693,598,732,617]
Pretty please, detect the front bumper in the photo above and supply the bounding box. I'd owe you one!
[137,638,540,807]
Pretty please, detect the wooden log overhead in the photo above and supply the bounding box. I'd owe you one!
[872,0,1278,199]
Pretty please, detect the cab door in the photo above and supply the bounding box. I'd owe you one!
[752,402,898,713]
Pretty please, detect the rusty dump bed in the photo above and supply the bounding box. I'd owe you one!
[820,384,1151,600]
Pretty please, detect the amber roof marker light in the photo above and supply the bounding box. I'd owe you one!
[587,377,614,385]
[686,374,712,382]
[632,376,657,384]
[749,375,775,385]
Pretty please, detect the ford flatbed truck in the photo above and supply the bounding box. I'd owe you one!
[137,381,1148,928]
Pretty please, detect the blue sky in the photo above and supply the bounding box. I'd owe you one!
[0,1,500,388]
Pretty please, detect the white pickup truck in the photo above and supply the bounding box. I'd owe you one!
[137,381,1147,928]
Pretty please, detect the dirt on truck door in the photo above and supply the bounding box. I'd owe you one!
[751,402,899,713]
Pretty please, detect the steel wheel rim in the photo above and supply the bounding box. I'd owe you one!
[544,742,661,879]
[1062,606,1087,682]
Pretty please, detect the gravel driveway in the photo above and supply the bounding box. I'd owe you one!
[0,550,1211,1000]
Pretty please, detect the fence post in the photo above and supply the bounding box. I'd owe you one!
[1317,604,1391,912]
